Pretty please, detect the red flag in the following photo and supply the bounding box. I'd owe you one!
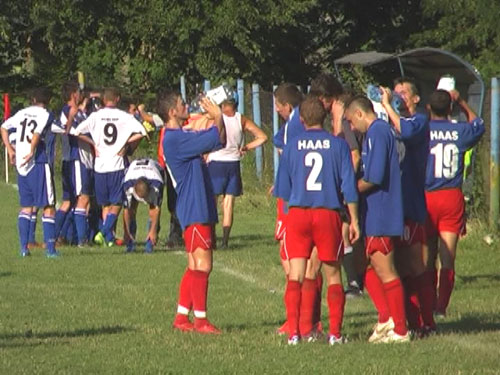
[3,93,10,120]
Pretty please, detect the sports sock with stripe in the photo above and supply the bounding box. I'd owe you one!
[42,215,56,252]
[327,283,345,339]
[18,212,31,251]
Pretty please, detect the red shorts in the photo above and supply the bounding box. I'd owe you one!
[365,236,394,256]
[275,198,287,241]
[425,188,465,237]
[285,207,343,262]
[279,241,289,261]
[395,219,426,247]
[183,224,213,253]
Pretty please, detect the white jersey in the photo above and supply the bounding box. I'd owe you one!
[208,112,243,162]
[59,109,94,168]
[71,107,146,173]
[1,106,51,176]
[123,158,164,205]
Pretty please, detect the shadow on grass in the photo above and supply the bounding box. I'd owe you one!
[458,274,500,284]
[438,313,500,334]
[0,271,13,277]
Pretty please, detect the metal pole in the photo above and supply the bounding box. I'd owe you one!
[252,83,262,180]
[180,76,187,102]
[490,78,499,228]
[237,79,244,115]
[3,93,10,184]
[204,80,211,92]
[273,85,279,181]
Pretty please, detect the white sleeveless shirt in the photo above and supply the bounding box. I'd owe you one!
[208,112,243,162]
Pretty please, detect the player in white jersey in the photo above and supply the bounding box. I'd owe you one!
[1,88,60,257]
[122,158,165,253]
[207,98,267,248]
[70,87,147,247]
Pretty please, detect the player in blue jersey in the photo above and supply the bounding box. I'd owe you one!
[380,78,436,335]
[1,88,60,258]
[425,89,484,317]
[345,95,410,343]
[157,90,225,334]
[275,95,360,345]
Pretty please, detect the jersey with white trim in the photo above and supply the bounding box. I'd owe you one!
[1,105,53,176]
[71,107,146,173]
[123,158,164,206]
[398,112,430,224]
[360,119,404,236]
[163,126,223,229]
[273,107,305,149]
[275,128,358,209]
[426,117,484,191]
[207,112,243,161]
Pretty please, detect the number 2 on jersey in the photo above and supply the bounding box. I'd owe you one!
[430,143,459,178]
[305,152,323,191]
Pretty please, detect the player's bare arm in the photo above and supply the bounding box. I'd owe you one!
[76,134,99,156]
[380,86,401,134]
[450,90,477,122]
[147,206,160,245]
[358,178,377,193]
[64,105,78,134]
[351,149,361,171]
[0,128,15,164]
[20,133,41,167]
[240,115,268,153]
[346,201,360,243]
[331,99,345,136]
[200,97,226,144]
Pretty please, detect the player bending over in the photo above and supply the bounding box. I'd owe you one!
[1,88,60,258]
[345,95,410,343]
[275,95,359,345]
[157,90,226,334]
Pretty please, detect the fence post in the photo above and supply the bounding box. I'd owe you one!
[252,83,263,180]
[3,93,10,184]
[491,77,499,228]
[180,76,187,102]
[237,79,244,115]
[204,80,211,92]
[273,85,279,181]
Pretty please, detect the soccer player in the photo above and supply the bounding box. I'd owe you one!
[1,88,60,257]
[275,95,360,345]
[207,96,268,248]
[380,78,436,335]
[345,95,410,343]
[122,158,165,253]
[70,87,147,247]
[425,89,485,316]
[157,90,225,334]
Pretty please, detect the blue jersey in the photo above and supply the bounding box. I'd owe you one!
[361,119,404,236]
[163,126,223,229]
[273,106,305,149]
[61,104,87,161]
[426,117,484,191]
[274,129,357,209]
[398,112,430,223]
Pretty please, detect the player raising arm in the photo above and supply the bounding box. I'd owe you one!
[275,95,359,345]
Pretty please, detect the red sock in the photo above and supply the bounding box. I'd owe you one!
[313,273,323,325]
[191,270,209,321]
[177,269,193,313]
[437,268,455,314]
[364,268,390,323]
[415,272,436,329]
[384,279,407,336]
[428,269,438,310]
[327,284,345,338]
[285,280,301,336]
[402,276,422,330]
[299,278,317,336]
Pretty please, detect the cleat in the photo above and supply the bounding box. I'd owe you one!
[380,329,411,343]
[77,241,90,249]
[368,317,394,343]
[144,240,153,254]
[434,311,446,320]
[115,238,124,246]
[172,320,194,332]
[45,250,61,258]
[345,286,364,299]
[288,335,300,345]
[20,249,31,257]
[328,334,346,345]
[194,321,221,335]
[126,241,136,253]
[27,242,44,250]
[55,238,68,247]
[107,240,114,248]
[94,232,105,246]
[276,321,289,336]
[418,325,437,339]
[312,321,323,335]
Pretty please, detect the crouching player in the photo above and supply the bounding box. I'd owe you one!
[122,158,165,253]
[345,95,410,343]
[275,95,360,345]
[425,90,484,317]
[157,90,226,334]
[1,88,60,257]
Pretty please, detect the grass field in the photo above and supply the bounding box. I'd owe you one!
[1,180,500,374]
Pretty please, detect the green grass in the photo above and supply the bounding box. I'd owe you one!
[1,181,500,374]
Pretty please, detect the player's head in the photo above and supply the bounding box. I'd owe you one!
[344,95,376,133]
[103,87,121,106]
[299,95,327,128]
[62,81,82,105]
[274,83,303,121]
[156,89,188,123]
[309,73,344,110]
[428,89,452,118]
[31,87,51,107]
[133,178,151,202]
[221,98,237,116]
[393,77,420,115]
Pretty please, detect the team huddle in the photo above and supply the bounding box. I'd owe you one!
[1,72,484,343]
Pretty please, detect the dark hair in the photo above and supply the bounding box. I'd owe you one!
[31,87,51,106]
[310,73,344,99]
[134,177,151,200]
[274,83,303,108]
[62,82,80,102]
[345,94,375,114]
[103,87,121,102]
[393,77,420,96]
[156,89,180,122]
[300,95,327,127]
[429,89,452,117]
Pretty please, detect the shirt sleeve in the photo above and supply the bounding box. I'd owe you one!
[71,113,93,136]
[363,128,389,186]
[400,113,428,143]
[461,117,485,149]
[1,114,17,131]
[177,127,223,159]
[34,111,52,135]
[274,145,292,201]
[127,114,147,135]
[273,125,285,150]
[339,140,358,203]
